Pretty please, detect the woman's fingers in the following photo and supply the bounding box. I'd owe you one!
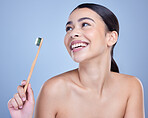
[8,98,19,110]
[8,98,13,109]
[8,81,34,111]
[17,85,26,102]
[13,93,23,109]
[21,80,27,86]
[8,80,35,116]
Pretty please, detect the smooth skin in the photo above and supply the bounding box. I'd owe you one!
[8,8,145,118]
[8,81,35,118]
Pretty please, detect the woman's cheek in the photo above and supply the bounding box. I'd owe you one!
[64,36,71,53]
[64,34,68,46]
[83,29,97,41]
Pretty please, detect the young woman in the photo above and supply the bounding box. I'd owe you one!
[8,3,145,118]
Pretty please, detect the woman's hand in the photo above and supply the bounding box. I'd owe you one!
[8,80,35,118]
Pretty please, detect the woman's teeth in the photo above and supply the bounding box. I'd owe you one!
[71,43,87,50]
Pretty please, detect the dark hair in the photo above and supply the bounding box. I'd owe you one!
[72,3,119,73]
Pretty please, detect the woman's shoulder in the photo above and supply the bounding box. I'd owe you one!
[112,73,145,117]
[40,69,77,97]
[112,72,143,93]
[35,69,77,116]
[113,72,142,84]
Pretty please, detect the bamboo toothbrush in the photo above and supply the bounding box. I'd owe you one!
[24,37,43,92]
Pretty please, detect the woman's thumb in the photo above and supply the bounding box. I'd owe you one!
[27,84,35,103]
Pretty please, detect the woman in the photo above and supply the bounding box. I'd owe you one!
[8,3,145,118]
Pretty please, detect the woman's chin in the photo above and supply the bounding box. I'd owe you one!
[73,58,82,63]
[71,54,87,63]
[72,56,82,63]
[70,49,90,63]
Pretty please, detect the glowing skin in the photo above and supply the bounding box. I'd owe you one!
[8,7,145,118]
[64,8,108,63]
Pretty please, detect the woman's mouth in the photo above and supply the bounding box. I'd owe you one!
[70,40,89,52]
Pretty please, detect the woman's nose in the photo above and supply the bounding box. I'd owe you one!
[71,34,79,38]
[70,29,82,39]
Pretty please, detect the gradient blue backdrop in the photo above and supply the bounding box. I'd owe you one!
[0,0,148,117]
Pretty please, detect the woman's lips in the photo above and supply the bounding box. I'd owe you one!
[71,40,89,45]
[70,40,89,50]
[72,46,85,52]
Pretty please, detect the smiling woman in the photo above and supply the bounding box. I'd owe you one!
[8,3,145,118]
[64,4,119,73]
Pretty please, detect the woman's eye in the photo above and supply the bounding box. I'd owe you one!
[82,23,90,27]
[66,27,73,32]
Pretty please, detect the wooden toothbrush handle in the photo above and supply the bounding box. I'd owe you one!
[24,38,43,92]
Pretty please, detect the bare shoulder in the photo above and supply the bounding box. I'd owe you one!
[112,73,145,117]
[40,69,76,98]
[35,69,76,117]
[112,72,144,94]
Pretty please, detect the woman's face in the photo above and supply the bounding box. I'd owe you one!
[64,8,109,63]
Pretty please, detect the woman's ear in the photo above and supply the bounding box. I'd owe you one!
[107,31,118,47]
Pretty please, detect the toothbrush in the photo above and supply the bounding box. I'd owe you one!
[24,37,43,92]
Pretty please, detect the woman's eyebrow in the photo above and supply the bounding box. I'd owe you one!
[66,17,95,26]
[66,21,72,26]
[78,17,95,23]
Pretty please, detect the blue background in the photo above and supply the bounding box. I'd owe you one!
[0,0,148,117]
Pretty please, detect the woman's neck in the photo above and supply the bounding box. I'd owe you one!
[77,54,112,96]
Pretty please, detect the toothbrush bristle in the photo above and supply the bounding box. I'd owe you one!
[35,37,42,46]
